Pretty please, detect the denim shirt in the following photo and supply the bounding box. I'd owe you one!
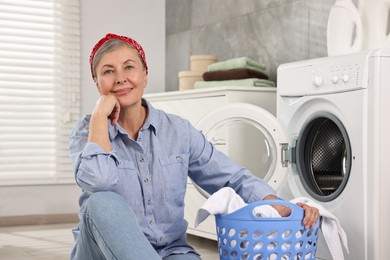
[69,98,276,258]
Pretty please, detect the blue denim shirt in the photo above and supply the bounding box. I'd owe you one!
[69,98,276,258]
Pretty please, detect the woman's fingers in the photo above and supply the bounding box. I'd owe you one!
[109,100,121,125]
[94,95,120,125]
[296,202,320,229]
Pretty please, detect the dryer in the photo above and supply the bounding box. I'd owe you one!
[196,49,390,259]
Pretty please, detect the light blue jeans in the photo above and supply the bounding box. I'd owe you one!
[72,192,201,260]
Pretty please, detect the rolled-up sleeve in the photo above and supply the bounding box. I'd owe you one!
[69,115,120,192]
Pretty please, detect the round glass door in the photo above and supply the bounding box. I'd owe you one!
[202,117,276,180]
[195,103,289,198]
[296,114,352,202]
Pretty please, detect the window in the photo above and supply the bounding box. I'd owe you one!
[0,0,80,184]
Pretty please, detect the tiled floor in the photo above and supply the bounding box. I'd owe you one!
[0,223,219,260]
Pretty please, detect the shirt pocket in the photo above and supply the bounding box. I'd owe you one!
[159,153,189,204]
[117,159,143,209]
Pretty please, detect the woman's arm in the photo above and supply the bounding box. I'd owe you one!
[186,123,320,230]
[69,95,121,192]
[88,94,120,152]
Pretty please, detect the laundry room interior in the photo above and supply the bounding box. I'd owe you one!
[1,0,389,259]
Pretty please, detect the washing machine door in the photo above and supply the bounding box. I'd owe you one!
[194,102,290,198]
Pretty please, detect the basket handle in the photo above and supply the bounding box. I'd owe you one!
[223,199,304,222]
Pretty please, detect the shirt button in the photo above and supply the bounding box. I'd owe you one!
[147,199,151,204]
[144,178,149,182]
[140,158,144,162]
[149,220,153,224]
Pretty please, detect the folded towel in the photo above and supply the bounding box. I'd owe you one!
[194,187,280,228]
[203,68,269,81]
[290,197,349,260]
[193,78,275,89]
[207,57,266,72]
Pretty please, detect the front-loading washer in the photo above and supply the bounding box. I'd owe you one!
[196,49,390,259]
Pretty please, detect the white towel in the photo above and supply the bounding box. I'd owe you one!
[290,197,349,260]
[194,187,280,228]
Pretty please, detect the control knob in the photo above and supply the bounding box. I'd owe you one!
[342,74,350,83]
[332,75,339,84]
[313,75,324,88]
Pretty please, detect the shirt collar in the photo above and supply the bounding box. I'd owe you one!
[108,98,158,140]
[141,98,158,134]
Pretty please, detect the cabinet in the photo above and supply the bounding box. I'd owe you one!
[144,86,276,240]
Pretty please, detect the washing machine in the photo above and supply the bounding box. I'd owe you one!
[196,49,390,259]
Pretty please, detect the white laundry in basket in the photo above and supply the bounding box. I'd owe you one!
[194,187,280,228]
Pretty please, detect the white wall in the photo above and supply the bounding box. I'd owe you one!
[0,1,165,218]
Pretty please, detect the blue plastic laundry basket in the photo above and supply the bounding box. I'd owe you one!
[215,200,320,260]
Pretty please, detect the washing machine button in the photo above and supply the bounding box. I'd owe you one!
[342,74,350,83]
[313,75,324,87]
[331,75,339,84]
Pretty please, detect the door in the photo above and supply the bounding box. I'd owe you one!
[294,113,352,202]
[194,102,290,197]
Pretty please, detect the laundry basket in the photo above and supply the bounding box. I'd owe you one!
[215,200,321,260]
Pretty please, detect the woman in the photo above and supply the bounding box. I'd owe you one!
[69,33,319,260]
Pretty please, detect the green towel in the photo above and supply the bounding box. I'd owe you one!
[207,57,266,72]
[193,78,275,89]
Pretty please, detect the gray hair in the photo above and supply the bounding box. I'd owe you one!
[92,38,145,80]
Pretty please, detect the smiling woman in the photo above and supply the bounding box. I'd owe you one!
[68,32,319,260]
[0,0,80,184]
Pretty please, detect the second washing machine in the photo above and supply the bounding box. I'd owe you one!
[144,86,278,240]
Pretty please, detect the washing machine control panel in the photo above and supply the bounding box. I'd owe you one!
[310,59,365,94]
[277,51,369,96]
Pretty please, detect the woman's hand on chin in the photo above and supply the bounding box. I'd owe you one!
[94,95,121,125]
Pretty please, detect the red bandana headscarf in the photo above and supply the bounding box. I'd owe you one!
[89,33,148,79]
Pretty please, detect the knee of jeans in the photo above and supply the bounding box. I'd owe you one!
[87,191,126,214]
[84,192,139,229]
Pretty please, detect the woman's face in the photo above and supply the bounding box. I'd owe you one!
[95,45,147,108]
